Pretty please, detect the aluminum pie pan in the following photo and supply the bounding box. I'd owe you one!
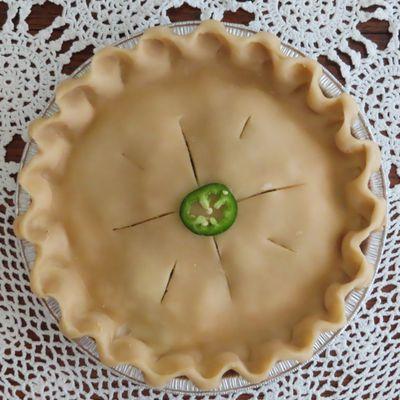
[15,21,387,395]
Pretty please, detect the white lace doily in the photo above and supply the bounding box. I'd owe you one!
[1,1,399,399]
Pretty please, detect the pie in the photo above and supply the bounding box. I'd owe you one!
[15,21,386,389]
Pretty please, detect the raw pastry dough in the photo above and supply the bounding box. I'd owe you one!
[15,21,385,389]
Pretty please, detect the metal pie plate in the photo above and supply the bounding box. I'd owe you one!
[15,21,387,395]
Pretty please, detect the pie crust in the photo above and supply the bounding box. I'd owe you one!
[15,21,386,389]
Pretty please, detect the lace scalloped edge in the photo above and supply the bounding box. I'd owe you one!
[14,20,386,390]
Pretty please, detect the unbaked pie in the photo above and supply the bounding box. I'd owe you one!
[15,21,386,389]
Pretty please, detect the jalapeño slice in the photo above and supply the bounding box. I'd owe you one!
[179,183,237,236]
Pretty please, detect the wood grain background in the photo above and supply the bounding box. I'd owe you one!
[4,2,395,185]
[2,2,396,399]
[4,2,393,173]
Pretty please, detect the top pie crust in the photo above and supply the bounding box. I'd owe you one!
[15,21,386,389]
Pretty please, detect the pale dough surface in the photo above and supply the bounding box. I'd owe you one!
[16,21,385,389]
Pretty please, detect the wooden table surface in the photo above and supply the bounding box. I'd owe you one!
[4,2,394,174]
[2,3,395,399]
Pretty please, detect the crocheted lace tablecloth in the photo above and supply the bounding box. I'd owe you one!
[0,1,399,399]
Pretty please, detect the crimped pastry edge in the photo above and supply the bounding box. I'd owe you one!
[15,20,386,390]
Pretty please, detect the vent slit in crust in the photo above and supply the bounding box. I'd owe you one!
[120,152,144,171]
[113,211,175,231]
[179,121,199,185]
[213,236,222,261]
[267,238,295,253]
[161,261,177,303]
[212,236,232,298]
[238,183,306,202]
[239,115,252,139]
